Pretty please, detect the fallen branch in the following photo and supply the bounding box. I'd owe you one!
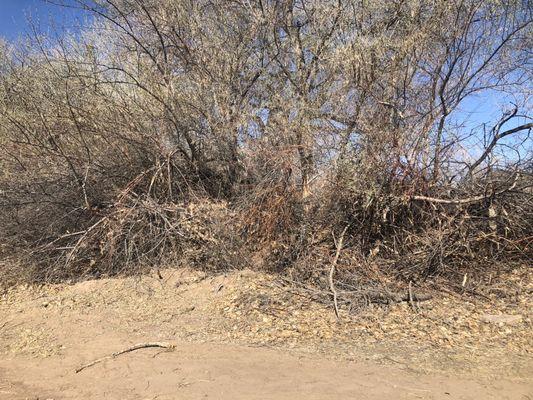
[360,289,433,305]
[75,342,176,373]
[278,277,432,308]
[410,173,519,205]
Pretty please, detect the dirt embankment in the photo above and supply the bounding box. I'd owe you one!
[1,268,531,399]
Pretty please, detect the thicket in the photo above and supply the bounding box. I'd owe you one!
[0,0,531,296]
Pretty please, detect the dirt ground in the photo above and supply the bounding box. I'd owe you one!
[1,268,531,399]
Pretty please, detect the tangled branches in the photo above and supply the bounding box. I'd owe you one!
[0,0,531,290]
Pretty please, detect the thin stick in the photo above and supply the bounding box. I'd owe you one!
[408,281,416,310]
[75,342,176,373]
[329,226,348,320]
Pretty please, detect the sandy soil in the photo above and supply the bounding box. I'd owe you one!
[1,268,531,399]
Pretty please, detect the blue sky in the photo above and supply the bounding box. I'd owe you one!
[0,0,84,40]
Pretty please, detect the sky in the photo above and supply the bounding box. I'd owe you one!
[0,0,85,41]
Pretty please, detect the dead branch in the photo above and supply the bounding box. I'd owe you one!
[75,342,176,373]
[329,226,348,319]
[410,174,519,205]
[357,289,433,305]
[468,108,532,173]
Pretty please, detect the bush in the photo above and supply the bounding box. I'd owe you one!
[0,1,531,289]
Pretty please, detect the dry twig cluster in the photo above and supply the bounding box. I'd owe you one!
[0,1,531,297]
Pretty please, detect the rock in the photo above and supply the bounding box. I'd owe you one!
[480,314,522,325]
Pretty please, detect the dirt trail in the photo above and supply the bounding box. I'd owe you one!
[1,268,531,399]
[2,340,530,400]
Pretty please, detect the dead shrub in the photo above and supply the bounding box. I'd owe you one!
[0,0,531,294]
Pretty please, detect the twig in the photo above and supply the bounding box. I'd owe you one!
[82,165,91,210]
[329,226,348,319]
[408,281,415,310]
[0,319,11,331]
[75,342,176,373]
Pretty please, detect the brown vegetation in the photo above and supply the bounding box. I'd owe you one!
[0,1,531,301]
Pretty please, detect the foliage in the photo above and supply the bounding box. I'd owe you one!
[0,0,531,286]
